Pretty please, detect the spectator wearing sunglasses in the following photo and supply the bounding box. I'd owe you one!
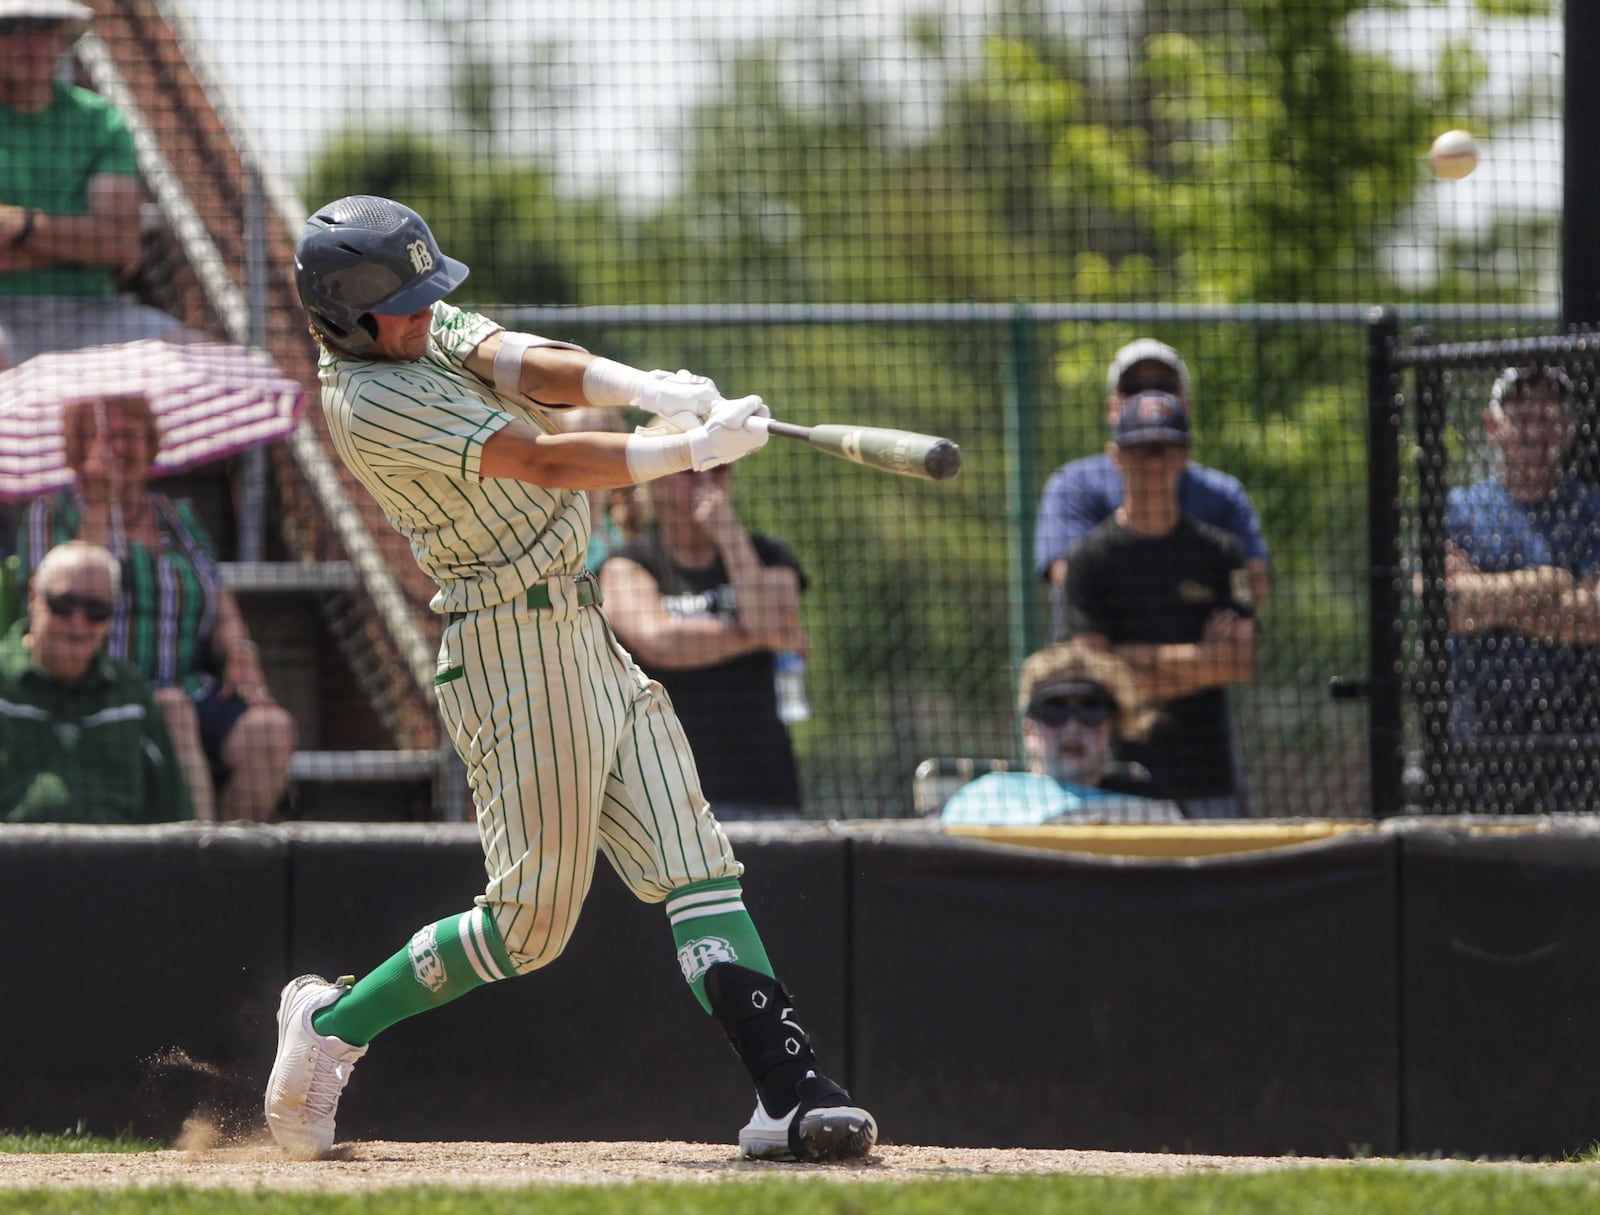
[0,0,194,363]
[0,540,191,822]
[1034,339,1270,635]
[940,642,1182,825]
[1060,391,1256,818]
[17,393,295,821]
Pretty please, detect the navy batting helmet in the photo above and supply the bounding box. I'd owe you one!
[294,196,469,355]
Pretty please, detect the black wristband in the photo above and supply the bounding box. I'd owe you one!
[10,209,34,249]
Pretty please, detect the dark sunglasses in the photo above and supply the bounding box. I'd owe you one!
[0,17,66,35]
[1027,696,1113,728]
[45,592,114,623]
[1118,372,1183,396]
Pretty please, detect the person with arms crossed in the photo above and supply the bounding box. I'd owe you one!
[1444,366,1600,812]
[0,540,191,823]
[1061,390,1256,817]
[266,195,876,1164]
[601,459,807,820]
[1034,339,1270,619]
[939,641,1182,825]
[0,0,193,362]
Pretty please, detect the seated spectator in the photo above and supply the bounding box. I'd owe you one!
[599,458,807,820]
[0,0,193,362]
[941,642,1183,825]
[17,393,294,821]
[1,540,192,822]
[1061,390,1256,817]
[1444,366,1600,812]
[559,406,648,571]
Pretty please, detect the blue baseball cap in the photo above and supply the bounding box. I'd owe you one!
[1113,390,1191,447]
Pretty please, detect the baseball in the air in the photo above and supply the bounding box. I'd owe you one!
[1429,129,1478,180]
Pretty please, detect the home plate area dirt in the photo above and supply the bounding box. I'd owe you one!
[1,1136,1390,1190]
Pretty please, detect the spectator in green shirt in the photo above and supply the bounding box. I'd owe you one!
[0,0,191,362]
[0,539,193,823]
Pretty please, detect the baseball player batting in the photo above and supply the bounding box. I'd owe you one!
[265,195,877,1163]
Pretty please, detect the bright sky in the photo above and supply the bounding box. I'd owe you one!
[170,0,1563,292]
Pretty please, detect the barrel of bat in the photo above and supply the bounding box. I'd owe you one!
[753,418,961,481]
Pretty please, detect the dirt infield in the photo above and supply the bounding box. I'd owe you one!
[0,1137,1373,1190]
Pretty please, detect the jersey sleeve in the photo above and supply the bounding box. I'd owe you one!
[1034,460,1114,578]
[88,93,141,180]
[429,301,589,366]
[429,301,504,362]
[339,364,513,483]
[1218,479,1270,564]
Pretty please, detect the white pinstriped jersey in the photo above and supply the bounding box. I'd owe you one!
[317,301,588,614]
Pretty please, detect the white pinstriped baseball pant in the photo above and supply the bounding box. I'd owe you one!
[432,581,743,974]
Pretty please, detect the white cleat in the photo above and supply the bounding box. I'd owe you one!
[738,1074,878,1162]
[263,974,367,1159]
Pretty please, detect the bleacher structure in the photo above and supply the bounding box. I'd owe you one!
[75,0,468,820]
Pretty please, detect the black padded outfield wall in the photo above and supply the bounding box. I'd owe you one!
[0,825,288,1140]
[6,820,1600,1158]
[1399,821,1600,1157]
[847,828,1400,1156]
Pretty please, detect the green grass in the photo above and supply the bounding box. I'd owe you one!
[4,1167,1600,1215]
[0,1123,162,1154]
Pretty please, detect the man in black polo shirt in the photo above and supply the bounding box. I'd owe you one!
[1061,391,1256,816]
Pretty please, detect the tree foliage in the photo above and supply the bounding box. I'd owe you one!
[297,0,1561,813]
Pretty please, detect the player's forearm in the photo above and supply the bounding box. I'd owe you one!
[481,428,647,489]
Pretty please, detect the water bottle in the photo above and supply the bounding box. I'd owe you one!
[774,649,811,724]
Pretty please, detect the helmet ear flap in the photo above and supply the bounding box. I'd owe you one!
[308,307,377,356]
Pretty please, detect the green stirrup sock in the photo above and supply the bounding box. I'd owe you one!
[312,906,516,1046]
[665,878,774,1013]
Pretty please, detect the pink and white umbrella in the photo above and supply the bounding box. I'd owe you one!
[0,339,308,502]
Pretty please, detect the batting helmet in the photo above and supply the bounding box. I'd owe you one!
[294,196,469,355]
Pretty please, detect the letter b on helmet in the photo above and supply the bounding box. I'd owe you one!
[294,196,469,355]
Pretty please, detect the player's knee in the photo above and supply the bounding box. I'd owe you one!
[489,901,582,976]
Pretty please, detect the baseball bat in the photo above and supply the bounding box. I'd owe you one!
[749,416,962,482]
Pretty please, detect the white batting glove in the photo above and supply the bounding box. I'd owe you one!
[636,368,722,432]
[688,395,772,470]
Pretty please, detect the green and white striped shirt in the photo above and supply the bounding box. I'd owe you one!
[318,302,590,614]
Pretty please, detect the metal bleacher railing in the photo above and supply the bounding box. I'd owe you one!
[79,20,471,821]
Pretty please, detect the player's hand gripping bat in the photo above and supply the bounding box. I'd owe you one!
[748,416,962,482]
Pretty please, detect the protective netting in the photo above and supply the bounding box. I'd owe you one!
[0,0,1570,820]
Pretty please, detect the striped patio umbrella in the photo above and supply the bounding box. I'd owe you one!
[0,339,308,502]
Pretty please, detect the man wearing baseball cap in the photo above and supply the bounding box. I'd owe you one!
[1033,338,1270,629]
[0,0,190,361]
[1059,390,1256,817]
[1444,365,1600,812]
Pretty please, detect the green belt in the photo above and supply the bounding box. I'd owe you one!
[445,576,602,628]
[527,576,602,609]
